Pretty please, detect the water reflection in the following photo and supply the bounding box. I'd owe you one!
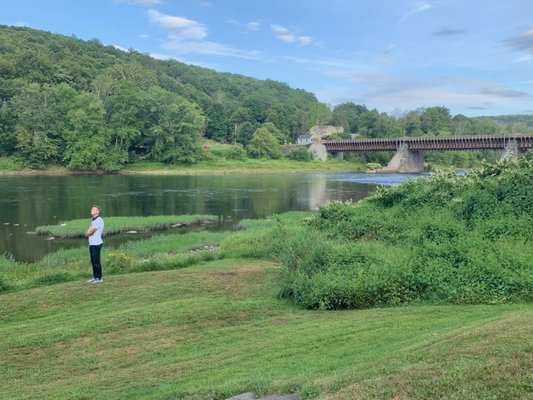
[0,172,422,262]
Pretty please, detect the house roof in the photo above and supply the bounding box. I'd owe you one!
[297,134,313,140]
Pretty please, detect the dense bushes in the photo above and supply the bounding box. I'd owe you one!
[278,157,533,309]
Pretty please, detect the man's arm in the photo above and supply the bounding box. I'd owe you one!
[86,227,97,237]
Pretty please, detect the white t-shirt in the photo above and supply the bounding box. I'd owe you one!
[88,216,104,246]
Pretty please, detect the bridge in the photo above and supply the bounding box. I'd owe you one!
[311,134,533,172]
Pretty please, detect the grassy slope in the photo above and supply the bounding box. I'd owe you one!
[1,259,531,400]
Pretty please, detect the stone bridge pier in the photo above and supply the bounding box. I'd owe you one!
[501,139,524,159]
[379,143,424,173]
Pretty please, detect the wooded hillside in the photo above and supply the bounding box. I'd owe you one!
[0,25,323,169]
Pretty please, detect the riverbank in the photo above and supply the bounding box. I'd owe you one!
[0,158,365,176]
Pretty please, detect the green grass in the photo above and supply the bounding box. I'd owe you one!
[0,212,531,398]
[0,258,531,400]
[35,214,219,238]
[123,158,363,174]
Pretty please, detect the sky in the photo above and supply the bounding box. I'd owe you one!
[2,0,533,117]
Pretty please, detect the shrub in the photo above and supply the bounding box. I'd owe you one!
[225,145,247,161]
[287,147,311,162]
[105,252,133,273]
[365,162,382,171]
[278,159,533,309]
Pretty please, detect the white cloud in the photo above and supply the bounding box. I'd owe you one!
[270,24,313,46]
[149,52,173,60]
[399,1,434,24]
[147,9,262,60]
[112,44,129,52]
[271,24,290,35]
[148,9,207,40]
[139,33,149,39]
[246,22,261,31]
[163,39,262,59]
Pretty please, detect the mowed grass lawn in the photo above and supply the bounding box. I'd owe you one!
[1,258,531,400]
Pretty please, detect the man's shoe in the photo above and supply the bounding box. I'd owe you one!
[87,278,97,283]
[93,278,103,283]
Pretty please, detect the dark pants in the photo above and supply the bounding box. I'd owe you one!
[89,244,103,279]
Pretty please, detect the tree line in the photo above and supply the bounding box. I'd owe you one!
[0,25,531,169]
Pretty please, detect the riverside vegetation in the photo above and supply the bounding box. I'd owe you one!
[35,214,219,238]
[0,158,532,399]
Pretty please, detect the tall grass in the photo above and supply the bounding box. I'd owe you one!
[278,157,533,309]
[35,214,219,238]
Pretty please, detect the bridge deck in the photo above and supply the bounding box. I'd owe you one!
[323,134,533,152]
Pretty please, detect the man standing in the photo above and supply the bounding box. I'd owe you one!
[86,205,104,283]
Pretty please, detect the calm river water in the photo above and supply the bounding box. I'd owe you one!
[0,172,425,262]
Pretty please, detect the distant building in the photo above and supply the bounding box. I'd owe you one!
[296,126,345,145]
[309,125,344,140]
[296,134,314,145]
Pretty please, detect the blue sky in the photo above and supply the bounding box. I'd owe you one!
[2,0,533,116]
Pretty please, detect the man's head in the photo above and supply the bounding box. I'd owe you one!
[91,205,101,218]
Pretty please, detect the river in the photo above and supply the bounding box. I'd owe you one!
[0,172,426,262]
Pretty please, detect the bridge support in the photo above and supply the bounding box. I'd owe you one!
[309,143,328,161]
[501,139,523,160]
[380,143,424,173]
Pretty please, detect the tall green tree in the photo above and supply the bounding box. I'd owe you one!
[11,83,77,167]
[247,125,282,159]
[0,99,16,155]
[305,102,332,128]
[420,106,452,135]
[63,92,118,170]
[205,102,231,142]
[144,87,205,164]
[330,103,369,133]
[400,111,422,136]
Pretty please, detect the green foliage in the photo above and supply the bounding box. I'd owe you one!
[0,25,322,167]
[365,162,382,170]
[144,87,205,164]
[225,144,247,160]
[287,147,311,161]
[247,124,283,159]
[0,155,22,170]
[419,106,453,135]
[63,92,117,170]
[278,159,533,309]
[105,252,133,273]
